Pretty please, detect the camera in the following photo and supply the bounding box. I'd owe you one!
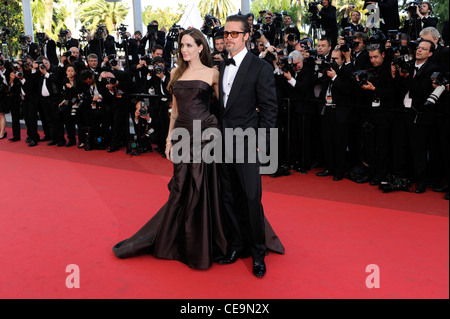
[352,69,377,86]
[340,27,358,52]
[139,100,150,117]
[167,24,181,42]
[308,1,323,14]
[277,56,294,73]
[36,32,46,45]
[95,25,106,40]
[147,24,158,35]
[203,15,219,37]
[106,54,118,67]
[424,72,449,106]
[18,34,28,45]
[140,55,152,67]
[315,57,337,74]
[378,174,412,193]
[405,1,420,15]
[70,93,87,116]
[369,30,387,46]
[252,24,266,40]
[393,54,415,74]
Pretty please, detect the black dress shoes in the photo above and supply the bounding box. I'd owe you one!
[107,146,119,153]
[8,137,20,142]
[432,185,448,193]
[333,175,344,181]
[415,183,427,194]
[47,140,57,146]
[252,260,266,278]
[215,250,250,264]
[316,169,334,177]
[0,132,7,140]
[28,141,38,147]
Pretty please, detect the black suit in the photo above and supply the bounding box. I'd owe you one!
[379,0,401,34]
[319,63,355,176]
[218,51,278,262]
[319,5,339,48]
[397,60,439,183]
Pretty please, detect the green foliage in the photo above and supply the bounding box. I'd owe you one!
[142,4,187,30]
[198,0,236,23]
[0,0,24,57]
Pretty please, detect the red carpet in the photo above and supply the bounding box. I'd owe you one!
[0,128,448,299]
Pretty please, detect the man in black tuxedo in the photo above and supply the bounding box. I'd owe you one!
[395,39,439,193]
[341,6,365,33]
[33,57,64,146]
[279,50,316,173]
[316,48,355,180]
[319,0,339,49]
[215,15,280,278]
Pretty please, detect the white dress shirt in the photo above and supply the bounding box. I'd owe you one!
[222,48,248,108]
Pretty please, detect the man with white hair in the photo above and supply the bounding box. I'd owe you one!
[419,27,449,72]
[280,50,316,173]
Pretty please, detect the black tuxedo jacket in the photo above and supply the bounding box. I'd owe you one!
[218,51,278,133]
[284,62,316,114]
[397,59,439,125]
[319,63,355,123]
[379,0,401,34]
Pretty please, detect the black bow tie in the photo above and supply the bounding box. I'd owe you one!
[224,57,236,66]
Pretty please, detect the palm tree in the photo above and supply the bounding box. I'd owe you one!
[198,0,236,23]
[77,0,129,33]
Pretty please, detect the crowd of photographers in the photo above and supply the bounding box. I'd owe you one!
[0,0,448,199]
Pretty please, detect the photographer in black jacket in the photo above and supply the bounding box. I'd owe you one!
[317,48,354,181]
[358,44,399,185]
[395,39,439,193]
[319,0,339,49]
[280,50,316,173]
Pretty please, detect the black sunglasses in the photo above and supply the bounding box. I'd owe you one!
[223,31,246,38]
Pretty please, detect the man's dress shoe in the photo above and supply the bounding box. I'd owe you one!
[253,260,266,278]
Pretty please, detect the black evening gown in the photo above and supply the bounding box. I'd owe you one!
[112,80,284,269]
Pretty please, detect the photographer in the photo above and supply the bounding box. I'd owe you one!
[319,0,339,49]
[17,56,41,146]
[372,0,400,35]
[341,6,365,33]
[131,99,153,154]
[419,27,449,72]
[144,56,171,155]
[8,62,26,142]
[358,44,398,185]
[280,50,316,173]
[116,28,139,70]
[23,35,40,61]
[395,39,439,193]
[57,29,79,53]
[57,64,82,147]
[79,69,104,150]
[402,1,438,41]
[212,32,226,69]
[316,48,354,181]
[87,26,116,59]
[38,33,58,66]
[33,56,64,146]
[97,66,137,153]
[258,11,276,46]
[60,47,85,74]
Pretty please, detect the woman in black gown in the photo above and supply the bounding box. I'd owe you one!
[112,28,284,269]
